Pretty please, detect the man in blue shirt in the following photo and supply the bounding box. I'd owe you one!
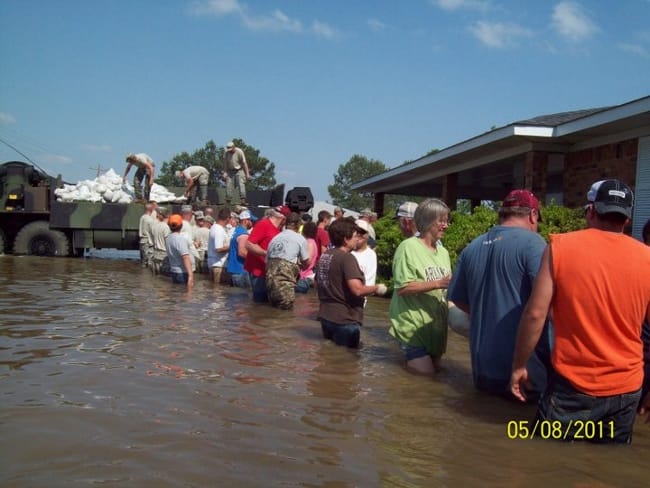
[448,189,551,402]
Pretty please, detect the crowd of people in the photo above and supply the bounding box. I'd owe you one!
[134,157,650,444]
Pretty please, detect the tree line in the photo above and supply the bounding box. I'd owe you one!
[155,139,403,211]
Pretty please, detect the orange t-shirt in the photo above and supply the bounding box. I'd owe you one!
[550,229,650,396]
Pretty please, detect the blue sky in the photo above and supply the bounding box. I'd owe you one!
[1,0,649,202]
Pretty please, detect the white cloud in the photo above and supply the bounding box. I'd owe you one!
[551,1,598,41]
[0,112,16,124]
[367,18,387,32]
[191,0,341,37]
[432,0,490,11]
[40,153,72,165]
[80,144,112,153]
[311,20,340,40]
[242,9,302,33]
[618,42,649,58]
[470,21,532,48]
[189,0,241,17]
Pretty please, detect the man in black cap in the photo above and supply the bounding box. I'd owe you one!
[510,179,650,443]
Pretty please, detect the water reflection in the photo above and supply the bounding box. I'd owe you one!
[0,255,648,487]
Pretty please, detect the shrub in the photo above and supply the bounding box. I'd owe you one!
[373,202,587,292]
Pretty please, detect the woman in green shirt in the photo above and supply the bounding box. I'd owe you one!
[389,198,452,375]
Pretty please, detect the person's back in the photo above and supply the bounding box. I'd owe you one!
[510,179,650,443]
[266,213,309,309]
[450,225,548,396]
[448,190,548,399]
[550,228,649,395]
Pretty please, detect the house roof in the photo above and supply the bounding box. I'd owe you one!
[513,107,611,127]
[351,95,650,199]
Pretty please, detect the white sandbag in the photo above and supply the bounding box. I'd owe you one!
[448,302,470,338]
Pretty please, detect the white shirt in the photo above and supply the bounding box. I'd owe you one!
[207,223,229,267]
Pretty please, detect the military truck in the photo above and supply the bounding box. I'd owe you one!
[0,160,308,256]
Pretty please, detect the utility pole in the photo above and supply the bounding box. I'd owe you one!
[89,164,107,178]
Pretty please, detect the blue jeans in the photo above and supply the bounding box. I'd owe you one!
[320,319,361,348]
[536,372,641,444]
[170,271,188,284]
[250,275,268,303]
[295,278,311,294]
[230,272,250,289]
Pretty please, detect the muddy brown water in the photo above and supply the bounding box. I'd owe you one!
[0,254,647,487]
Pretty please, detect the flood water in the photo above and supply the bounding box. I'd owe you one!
[0,255,648,487]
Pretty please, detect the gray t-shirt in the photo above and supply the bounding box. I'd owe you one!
[166,232,194,273]
[266,229,309,263]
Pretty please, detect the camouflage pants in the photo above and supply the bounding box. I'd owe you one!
[266,258,300,310]
[187,173,209,203]
[151,251,170,276]
[134,167,151,201]
[140,242,153,268]
[225,169,246,203]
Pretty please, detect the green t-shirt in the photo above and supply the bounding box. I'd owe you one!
[389,237,451,357]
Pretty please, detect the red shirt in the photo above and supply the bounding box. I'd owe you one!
[243,218,280,277]
[315,226,330,260]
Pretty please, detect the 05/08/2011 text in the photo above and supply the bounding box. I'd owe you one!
[506,419,615,440]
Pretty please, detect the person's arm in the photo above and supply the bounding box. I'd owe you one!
[510,245,554,402]
[347,278,381,297]
[240,149,251,180]
[182,253,194,289]
[245,239,266,257]
[397,275,451,296]
[184,176,195,196]
[237,235,249,259]
[123,162,133,182]
[222,153,229,180]
[147,162,155,186]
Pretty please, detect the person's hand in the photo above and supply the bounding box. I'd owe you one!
[509,367,530,403]
[438,274,452,289]
[375,283,388,296]
[246,174,252,181]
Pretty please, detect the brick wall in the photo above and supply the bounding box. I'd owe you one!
[563,138,638,208]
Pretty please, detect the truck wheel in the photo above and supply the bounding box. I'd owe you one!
[13,221,71,256]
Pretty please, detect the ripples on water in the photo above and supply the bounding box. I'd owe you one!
[0,255,648,487]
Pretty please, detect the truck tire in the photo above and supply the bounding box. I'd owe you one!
[13,221,71,256]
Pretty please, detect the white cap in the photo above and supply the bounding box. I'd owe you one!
[354,219,370,234]
[226,141,235,148]
[396,201,417,219]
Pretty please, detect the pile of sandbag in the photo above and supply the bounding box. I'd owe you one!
[54,168,185,204]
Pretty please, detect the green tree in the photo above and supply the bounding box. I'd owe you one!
[156,139,277,190]
[328,155,388,210]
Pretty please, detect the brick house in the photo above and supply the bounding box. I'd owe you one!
[352,95,650,240]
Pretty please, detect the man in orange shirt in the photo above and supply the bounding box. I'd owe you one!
[510,179,650,443]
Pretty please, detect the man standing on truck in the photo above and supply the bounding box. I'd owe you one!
[124,153,155,203]
[176,165,210,205]
[222,141,251,206]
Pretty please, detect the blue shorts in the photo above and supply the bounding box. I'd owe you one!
[398,342,429,361]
